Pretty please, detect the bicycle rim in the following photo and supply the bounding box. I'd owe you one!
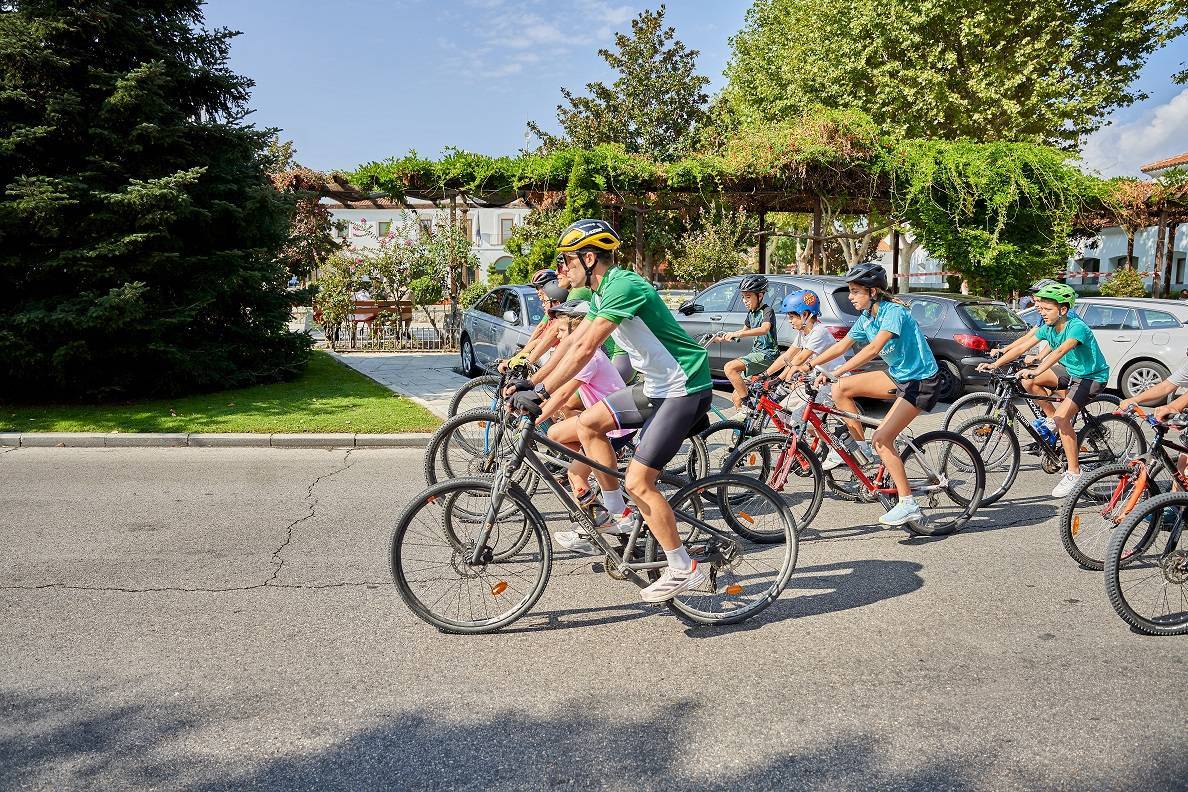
[698,420,747,474]
[899,431,984,536]
[942,392,997,432]
[646,474,797,625]
[391,479,551,634]
[723,433,822,536]
[952,417,1018,506]
[449,374,502,418]
[1058,462,1153,571]
[1104,492,1188,636]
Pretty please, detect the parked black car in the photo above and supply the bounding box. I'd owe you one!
[897,292,1030,400]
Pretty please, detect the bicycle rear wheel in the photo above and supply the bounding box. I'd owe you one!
[448,374,502,418]
[1104,491,1188,636]
[391,478,552,634]
[721,432,823,536]
[942,391,998,432]
[424,409,540,493]
[696,419,748,474]
[897,430,985,536]
[1057,461,1163,570]
[1075,413,1146,470]
[951,417,1019,506]
[644,473,797,626]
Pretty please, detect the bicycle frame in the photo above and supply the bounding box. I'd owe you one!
[470,414,740,585]
[979,371,1103,465]
[1096,421,1188,525]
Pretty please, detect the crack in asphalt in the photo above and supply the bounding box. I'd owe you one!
[264,448,356,586]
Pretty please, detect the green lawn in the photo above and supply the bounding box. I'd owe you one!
[1,351,441,433]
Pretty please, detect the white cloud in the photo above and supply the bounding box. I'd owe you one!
[1080,88,1188,178]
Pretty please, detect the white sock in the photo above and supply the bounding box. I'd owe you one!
[602,487,626,514]
[898,496,916,508]
[666,544,692,572]
[1043,418,1056,431]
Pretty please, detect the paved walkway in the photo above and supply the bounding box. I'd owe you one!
[330,351,468,417]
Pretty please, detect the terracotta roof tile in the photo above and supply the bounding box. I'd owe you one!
[1140,152,1188,173]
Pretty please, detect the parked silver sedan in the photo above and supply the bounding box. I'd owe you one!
[1019,297,1188,398]
[459,285,545,375]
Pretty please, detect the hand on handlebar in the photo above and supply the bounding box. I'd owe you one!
[988,348,1004,359]
[976,361,995,373]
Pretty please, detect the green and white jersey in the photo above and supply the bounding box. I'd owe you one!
[591,268,711,398]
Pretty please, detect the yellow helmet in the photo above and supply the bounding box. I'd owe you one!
[556,219,621,253]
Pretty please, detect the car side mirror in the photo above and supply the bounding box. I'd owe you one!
[503,310,519,324]
[678,300,703,316]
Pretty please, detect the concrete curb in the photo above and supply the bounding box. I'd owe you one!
[0,432,431,449]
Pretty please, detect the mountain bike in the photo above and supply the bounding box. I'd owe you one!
[1058,409,1188,570]
[391,409,798,633]
[950,367,1146,505]
[721,370,986,538]
[1104,490,1188,636]
[941,359,1119,431]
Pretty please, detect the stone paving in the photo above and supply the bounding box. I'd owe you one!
[330,351,467,417]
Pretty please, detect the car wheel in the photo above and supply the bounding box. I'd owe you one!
[1120,360,1170,400]
[460,335,479,377]
[935,358,962,404]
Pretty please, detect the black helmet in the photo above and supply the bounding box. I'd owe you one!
[530,268,559,288]
[739,274,768,293]
[1029,277,1059,293]
[541,281,569,303]
[844,262,888,290]
[548,299,590,318]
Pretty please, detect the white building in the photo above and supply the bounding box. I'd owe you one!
[323,197,531,285]
[873,152,1188,294]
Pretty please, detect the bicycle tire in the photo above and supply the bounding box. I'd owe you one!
[942,391,998,432]
[1075,413,1147,471]
[424,409,540,517]
[897,430,985,536]
[951,416,1020,506]
[720,432,824,538]
[1057,461,1165,571]
[1103,491,1188,636]
[448,374,502,418]
[643,473,798,626]
[391,478,552,634]
[697,419,749,474]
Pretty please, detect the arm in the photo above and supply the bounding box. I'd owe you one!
[1153,389,1188,420]
[523,322,560,365]
[1119,379,1181,410]
[1022,338,1077,379]
[534,318,617,416]
[806,336,857,370]
[530,320,586,382]
[823,330,893,377]
[726,321,773,342]
[985,327,1040,368]
[537,377,583,424]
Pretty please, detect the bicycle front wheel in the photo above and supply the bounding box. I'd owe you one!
[697,419,748,474]
[1057,461,1163,571]
[897,430,985,536]
[941,391,998,432]
[721,432,823,535]
[951,416,1020,506]
[1104,491,1188,636]
[448,374,502,418]
[644,473,797,626]
[1075,413,1146,470]
[391,478,552,634]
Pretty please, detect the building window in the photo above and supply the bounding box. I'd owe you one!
[377,221,391,237]
[1078,257,1100,286]
[500,217,515,243]
[1174,255,1186,285]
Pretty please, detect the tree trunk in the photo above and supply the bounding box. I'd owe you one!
[634,210,645,275]
[757,209,767,274]
[897,233,920,293]
[448,194,459,333]
[1151,209,1168,298]
[810,199,823,275]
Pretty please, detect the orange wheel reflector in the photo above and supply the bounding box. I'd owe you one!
[748,453,758,466]
[725,584,743,596]
[491,581,508,596]
[975,427,992,437]
[1071,516,1080,536]
[427,496,438,505]
[477,421,487,428]
[738,511,754,524]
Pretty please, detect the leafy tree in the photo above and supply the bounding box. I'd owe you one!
[720,0,1188,148]
[529,5,709,162]
[312,252,360,351]
[669,208,750,284]
[503,208,565,285]
[268,138,341,294]
[0,0,308,400]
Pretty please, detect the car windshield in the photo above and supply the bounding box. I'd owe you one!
[959,303,1028,331]
[524,292,544,325]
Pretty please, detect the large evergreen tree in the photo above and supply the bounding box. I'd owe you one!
[0,0,308,400]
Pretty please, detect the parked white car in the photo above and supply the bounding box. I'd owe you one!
[1018,297,1188,399]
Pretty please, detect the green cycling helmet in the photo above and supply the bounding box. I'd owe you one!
[1034,282,1077,306]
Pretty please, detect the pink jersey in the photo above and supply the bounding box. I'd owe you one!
[575,350,631,438]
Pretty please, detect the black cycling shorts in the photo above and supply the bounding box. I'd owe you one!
[1056,375,1104,409]
[602,384,712,471]
[894,374,942,412]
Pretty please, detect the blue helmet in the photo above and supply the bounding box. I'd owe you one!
[780,289,822,316]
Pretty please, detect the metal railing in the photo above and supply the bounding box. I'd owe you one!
[323,321,460,352]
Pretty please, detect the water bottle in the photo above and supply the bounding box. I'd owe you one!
[833,424,869,465]
[1032,417,1057,446]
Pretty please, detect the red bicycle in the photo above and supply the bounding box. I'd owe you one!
[722,371,986,540]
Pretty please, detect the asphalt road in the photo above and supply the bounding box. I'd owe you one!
[1,442,1185,791]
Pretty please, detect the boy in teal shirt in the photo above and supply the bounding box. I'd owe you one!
[988,282,1108,497]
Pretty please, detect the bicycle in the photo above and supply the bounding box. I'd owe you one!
[391,409,799,633]
[721,369,986,538]
[1058,409,1188,570]
[448,360,534,418]
[1104,489,1188,636]
[942,359,1119,432]
[950,366,1146,505]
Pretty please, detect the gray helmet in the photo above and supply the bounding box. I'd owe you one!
[1029,278,1059,292]
[739,274,768,293]
[844,262,888,289]
[548,299,590,318]
[541,281,569,303]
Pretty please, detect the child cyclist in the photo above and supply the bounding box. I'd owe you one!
[722,274,779,417]
[499,274,568,372]
[801,262,943,526]
[1118,349,1188,486]
[983,282,1109,497]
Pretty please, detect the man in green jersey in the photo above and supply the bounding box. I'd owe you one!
[511,219,713,602]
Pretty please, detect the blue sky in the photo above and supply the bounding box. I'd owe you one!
[202,0,1187,178]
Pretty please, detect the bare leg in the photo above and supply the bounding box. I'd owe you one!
[548,417,588,493]
[1052,397,1082,474]
[624,461,681,550]
[1024,370,1061,419]
[725,359,747,408]
[871,397,921,497]
[576,403,621,495]
[832,370,896,442]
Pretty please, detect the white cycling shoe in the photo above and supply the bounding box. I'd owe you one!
[640,560,708,603]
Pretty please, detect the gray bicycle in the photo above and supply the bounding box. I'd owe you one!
[391,409,799,633]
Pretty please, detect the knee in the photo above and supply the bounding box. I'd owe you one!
[624,467,652,499]
[870,429,894,452]
[1053,413,1073,429]
[725,361,742,375]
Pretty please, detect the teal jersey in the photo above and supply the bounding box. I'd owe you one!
[847,300,938,383]
[592,268,711,398]
[746,305,779,356]
[1036,314,1108,383]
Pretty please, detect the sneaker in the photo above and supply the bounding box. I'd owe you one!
[553,530,598,555]
[608,508,637,535]
[822,448,846,471]
[640,560,709,603]
[1052,471,1083,498]
[879,499,923,526]
[729,408,750,421]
